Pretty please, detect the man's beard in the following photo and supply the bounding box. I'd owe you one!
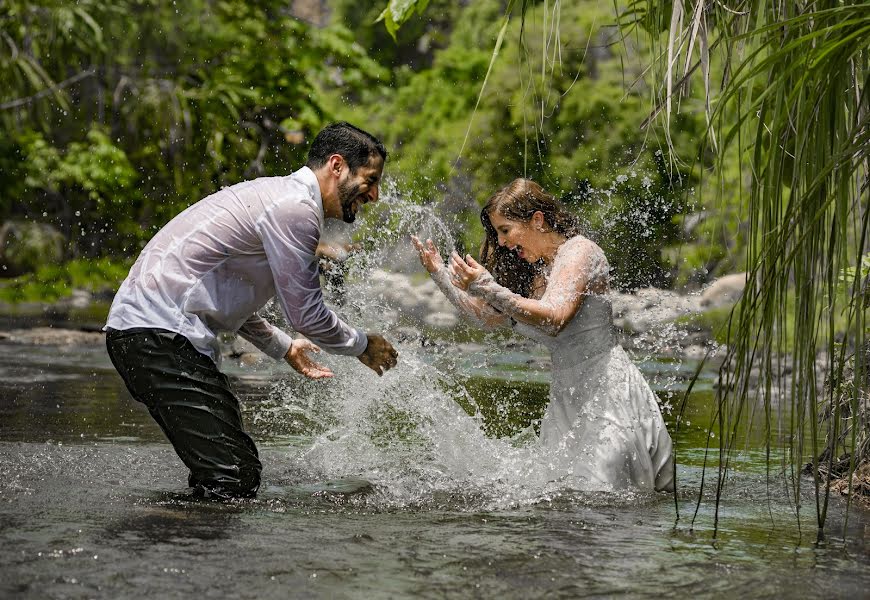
[338,178,362,223]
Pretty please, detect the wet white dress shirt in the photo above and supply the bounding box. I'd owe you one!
[106,166,367,364]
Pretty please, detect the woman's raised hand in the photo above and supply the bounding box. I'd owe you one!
[449,252,487,290]
[411,235,444,274]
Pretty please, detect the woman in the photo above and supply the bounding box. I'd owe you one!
[412,178,674,492]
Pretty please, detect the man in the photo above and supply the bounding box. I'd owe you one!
[105,122,398,499]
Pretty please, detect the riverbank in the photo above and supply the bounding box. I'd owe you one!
[0,270,740,363]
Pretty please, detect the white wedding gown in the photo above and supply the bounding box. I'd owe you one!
[432,235,674,493]
[512,296,674,492]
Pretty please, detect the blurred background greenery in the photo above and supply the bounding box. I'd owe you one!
[0,0,745,300]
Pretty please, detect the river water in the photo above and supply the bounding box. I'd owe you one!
[1,332,868,599]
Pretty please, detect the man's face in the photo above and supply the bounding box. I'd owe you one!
[337,156,384,223]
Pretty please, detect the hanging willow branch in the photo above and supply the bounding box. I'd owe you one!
[625,0,870,533]
[0,68,95,110]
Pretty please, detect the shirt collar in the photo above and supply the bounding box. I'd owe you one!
[293,166,324,217]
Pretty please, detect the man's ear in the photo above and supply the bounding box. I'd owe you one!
[327,154,345,177]
[532,211,546,230]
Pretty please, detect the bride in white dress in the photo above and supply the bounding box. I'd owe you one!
[412,178,674,492]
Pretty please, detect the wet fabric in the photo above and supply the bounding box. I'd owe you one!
[106,166,367,366]
[434,236,674,492]
[480,239,674,492]
[105,327,261,498]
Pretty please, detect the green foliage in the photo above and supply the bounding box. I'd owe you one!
[1,0,726,291]
[328,0,711,288]
[376,0,430,42]
[1,0,388,259]
[0,258,131,304]
[334,0,460,69]
[16,128,143,256]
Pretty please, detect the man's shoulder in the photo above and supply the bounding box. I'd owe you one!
[227,173,317,209]
[228,174,303,195]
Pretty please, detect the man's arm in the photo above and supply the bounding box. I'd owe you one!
[237,313,293,360]
[237,313,333,379]
[257,197,368,356]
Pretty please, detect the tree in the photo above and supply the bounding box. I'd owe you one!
[0,0,386,257]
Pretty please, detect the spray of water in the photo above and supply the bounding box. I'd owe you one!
[260,184,658,510]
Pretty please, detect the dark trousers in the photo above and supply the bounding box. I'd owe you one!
[105,327,262,498]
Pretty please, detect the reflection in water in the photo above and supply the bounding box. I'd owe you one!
[104,503,237,546]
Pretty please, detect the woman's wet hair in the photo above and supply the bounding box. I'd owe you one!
[306,121,388,172]
[480,178,583,297]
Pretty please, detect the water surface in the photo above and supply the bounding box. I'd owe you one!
[0,339,868,599]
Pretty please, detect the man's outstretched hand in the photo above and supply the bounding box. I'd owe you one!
[358,334,398,376]
[284,339,334,380]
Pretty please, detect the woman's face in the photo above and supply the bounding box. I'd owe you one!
[488,210,540,263]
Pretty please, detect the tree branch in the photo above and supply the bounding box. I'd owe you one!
[0,68,96,111]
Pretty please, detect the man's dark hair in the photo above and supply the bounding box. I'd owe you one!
[306,122,387,172]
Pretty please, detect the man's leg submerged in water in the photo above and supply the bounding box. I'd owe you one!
[105,328,262,499]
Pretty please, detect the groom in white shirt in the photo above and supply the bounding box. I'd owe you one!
[105,122,398,499]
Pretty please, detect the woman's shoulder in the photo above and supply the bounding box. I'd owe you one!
[555,236,610,285]
[558,235,608,263]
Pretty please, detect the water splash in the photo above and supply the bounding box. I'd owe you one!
[273,348,643,510]
[260,189,660,510]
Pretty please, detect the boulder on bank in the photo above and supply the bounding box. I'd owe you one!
[610,287,704,333]
[0,269,746,364]
[0,221,65,277]
[354,269,744,339]
[354,270,459,323]
[700,272,747,309]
